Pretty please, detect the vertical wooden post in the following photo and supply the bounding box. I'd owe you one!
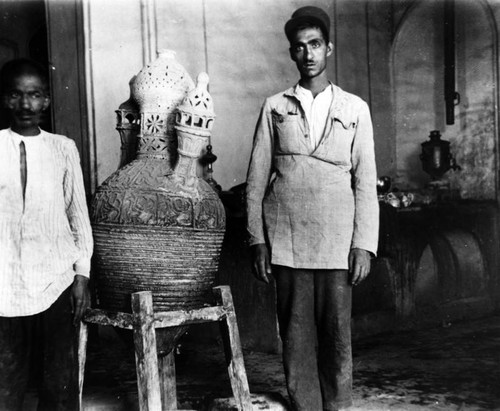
[132,291,162,411]
[77,321,89,411]
[213,286,253,411]
[159,351,177,410]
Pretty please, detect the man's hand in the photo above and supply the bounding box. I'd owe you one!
[348,248,371,286]
[251,243,272,284]
[71,275,90,326]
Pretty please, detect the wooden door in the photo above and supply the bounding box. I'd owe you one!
[46,0,91,194]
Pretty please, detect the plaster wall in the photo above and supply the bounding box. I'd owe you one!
[155,0,311,190]
[85,0,499,238]
[393,0,496,199]
[87,0,395,190]
[86,0,144,185]
[82,0,500,347]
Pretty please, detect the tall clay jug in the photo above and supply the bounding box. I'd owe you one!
[91,50,226,353]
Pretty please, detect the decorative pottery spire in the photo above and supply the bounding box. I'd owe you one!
[175,72,215,137]
[173,72,215,192]
[132,49,194,164]
[115,75,140,168]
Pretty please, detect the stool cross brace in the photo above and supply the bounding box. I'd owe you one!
[78,285,252,411]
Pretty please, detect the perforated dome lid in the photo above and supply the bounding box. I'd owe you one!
[132,49,194,113]
[175,72,215,134]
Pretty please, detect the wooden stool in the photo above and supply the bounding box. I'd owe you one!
[78,286,252,411]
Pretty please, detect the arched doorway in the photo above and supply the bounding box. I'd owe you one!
[415,229,488,322]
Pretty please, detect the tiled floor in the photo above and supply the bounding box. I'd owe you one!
[26,314,500,410]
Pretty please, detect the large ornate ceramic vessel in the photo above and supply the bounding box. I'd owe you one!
[91,50,225,351]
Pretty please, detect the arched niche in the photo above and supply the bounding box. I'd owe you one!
[414,229,488,322]
[392,0,497,200]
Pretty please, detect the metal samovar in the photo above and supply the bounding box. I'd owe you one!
[420,130,460,180]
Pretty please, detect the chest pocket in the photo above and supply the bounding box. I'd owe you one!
[272,111,305,154]
[325,116,357,164]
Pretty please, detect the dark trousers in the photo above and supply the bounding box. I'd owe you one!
[0,286,79,411]
[273,266,353,411]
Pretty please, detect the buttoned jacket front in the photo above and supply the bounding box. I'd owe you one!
[246,83,379,269]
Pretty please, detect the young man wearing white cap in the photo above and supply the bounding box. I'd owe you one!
[246,6,379,410]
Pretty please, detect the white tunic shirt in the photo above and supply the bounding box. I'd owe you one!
[0,128,93,316]
[295,84,333,150]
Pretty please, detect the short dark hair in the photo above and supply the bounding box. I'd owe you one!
[289,21,329,44]
[0,58,49,94]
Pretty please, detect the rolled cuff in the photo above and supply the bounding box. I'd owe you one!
[73,259,91,278]
[248,235,266,247]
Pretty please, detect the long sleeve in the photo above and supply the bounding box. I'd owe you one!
[64,140,93,278]
[0,129,94,316]
[350,101,379,255]
[246,99,274,246]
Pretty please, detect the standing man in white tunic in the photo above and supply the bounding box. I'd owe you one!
[0,58,93,410]
[246,6,379,410]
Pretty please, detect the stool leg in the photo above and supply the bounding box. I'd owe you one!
[132,291,162,411]
[159,351,177,410]
[77,321,88,411]
[213,286,252,411]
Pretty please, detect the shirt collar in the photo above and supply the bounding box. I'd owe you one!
[8,128,42,143]
[295,83,333,99]
[284,82,351,122]
[285,81,339,100]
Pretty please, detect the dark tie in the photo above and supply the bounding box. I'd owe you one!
[19,141,27,201]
